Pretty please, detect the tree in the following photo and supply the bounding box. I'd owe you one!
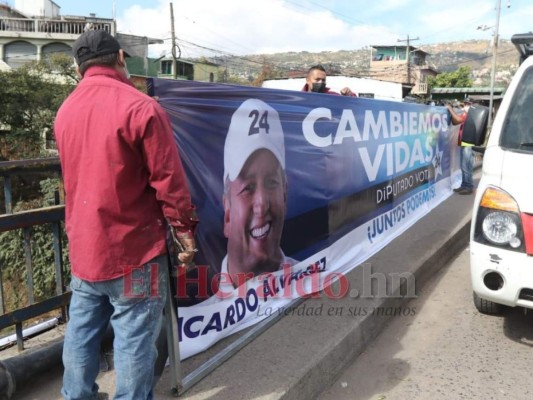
[251,64,285,87]
[0,57,76,308]
[0,54,77,160]
[428,66,473,89]
[0,178,70,312]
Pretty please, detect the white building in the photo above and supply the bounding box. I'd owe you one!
[12,0,60,19]
[262,76,404,102]
[0,0,115,70]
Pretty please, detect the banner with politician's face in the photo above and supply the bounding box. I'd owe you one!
[149,78,460,360]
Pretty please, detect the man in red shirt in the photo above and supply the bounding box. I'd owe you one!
[54,30,198,399]
[301,64,356,96]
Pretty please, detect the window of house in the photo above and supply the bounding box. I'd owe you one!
[4,40,37,69]
[161,60,172,75]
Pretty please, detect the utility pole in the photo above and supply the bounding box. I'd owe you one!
[170,2,178,80]
[487,0,502,132]
[397,35,419,85]
[111,2,117,36]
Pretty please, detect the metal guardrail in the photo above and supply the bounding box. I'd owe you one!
[0,157,68,352]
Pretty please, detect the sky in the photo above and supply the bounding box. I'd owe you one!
[12,0,533,58]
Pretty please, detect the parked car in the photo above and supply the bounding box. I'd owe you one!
[470,32,533,314]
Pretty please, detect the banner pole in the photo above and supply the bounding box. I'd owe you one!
[164,251,182,396]
[178,297,305,395]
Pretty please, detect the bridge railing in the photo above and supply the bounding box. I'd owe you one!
[0,157,69,352]
[0,17,113,36]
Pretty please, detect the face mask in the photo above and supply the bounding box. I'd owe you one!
[311,82,326,93]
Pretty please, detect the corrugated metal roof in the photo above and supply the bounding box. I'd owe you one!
[371,45,429,56]
[468,94,504,101]
[431,87,505,94]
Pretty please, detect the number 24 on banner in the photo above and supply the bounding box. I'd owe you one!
[248,110,270,135]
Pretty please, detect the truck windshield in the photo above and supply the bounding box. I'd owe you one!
[501,66,533,152]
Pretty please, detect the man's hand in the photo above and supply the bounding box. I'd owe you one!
[169,227,197,265]
[340,87,353,96]
[177,237,197,264]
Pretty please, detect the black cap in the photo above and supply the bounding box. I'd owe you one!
[72,30,130,65]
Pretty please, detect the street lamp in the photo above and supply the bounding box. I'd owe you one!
[487,0,501,133]
[477,1,504,133]
[477,0,503,133]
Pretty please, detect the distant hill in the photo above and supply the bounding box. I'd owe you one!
[210,39,520,87]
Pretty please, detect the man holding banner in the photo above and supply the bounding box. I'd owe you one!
[302,64,355,96]
[447,98,474,195]
[54,30,198,400]
[217,99,298,293]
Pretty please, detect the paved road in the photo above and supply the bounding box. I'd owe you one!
[318,244,533,400]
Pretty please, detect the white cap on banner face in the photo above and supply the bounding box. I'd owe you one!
[223,99,285,182]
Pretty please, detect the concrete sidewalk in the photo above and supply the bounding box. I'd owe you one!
[5,176,477,400]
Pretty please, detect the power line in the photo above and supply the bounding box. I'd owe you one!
[283,0,358,25]
[0,2,519,83]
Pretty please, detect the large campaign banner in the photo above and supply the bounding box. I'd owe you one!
[148,78,460,360]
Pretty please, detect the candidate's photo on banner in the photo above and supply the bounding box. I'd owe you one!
[148,78,457,359]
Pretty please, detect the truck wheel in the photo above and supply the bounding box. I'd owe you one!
[473,292,504,314]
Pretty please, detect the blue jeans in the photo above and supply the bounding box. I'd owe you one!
[460,146,474,190]
[62,254,168,400]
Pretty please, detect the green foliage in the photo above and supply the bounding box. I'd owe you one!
[0,228,26,310]
[0,178,70,311]
[40,178,61,206]
[0,55,77,160]
[41,53,80,83]
[2,128,42,160]
[428,66,473,89]
[0,54,75,312]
